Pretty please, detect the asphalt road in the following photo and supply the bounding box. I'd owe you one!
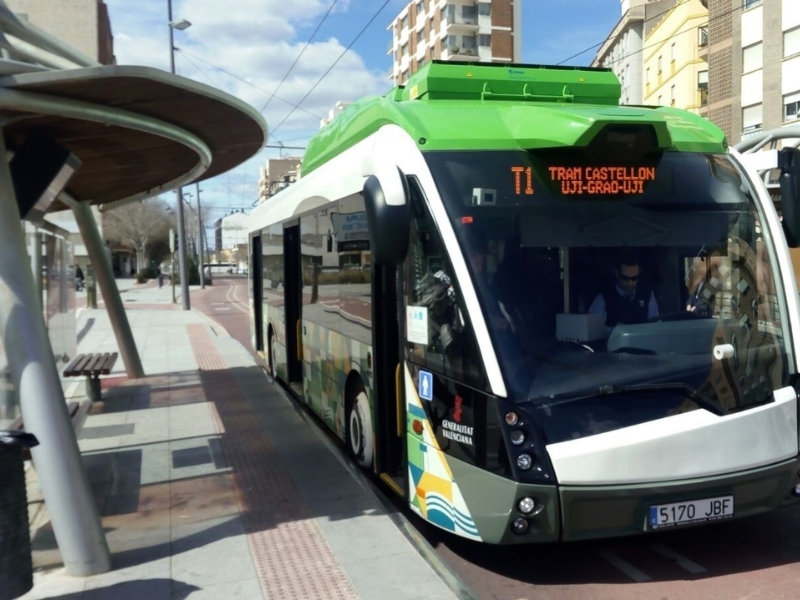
[194,275,800,600]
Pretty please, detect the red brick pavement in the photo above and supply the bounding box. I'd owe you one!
[187,323,358,599]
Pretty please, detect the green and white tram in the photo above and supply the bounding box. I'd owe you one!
[248,61,800,544]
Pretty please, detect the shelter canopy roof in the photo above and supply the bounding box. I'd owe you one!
[0,65,267,212]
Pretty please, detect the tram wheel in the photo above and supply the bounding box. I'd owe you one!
[346,386,373,469]
[268,331,277,380]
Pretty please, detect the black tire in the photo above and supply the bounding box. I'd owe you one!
[268,331,277,380]
[345,384,373,469]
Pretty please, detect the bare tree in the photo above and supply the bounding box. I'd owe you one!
[102,198,173,271]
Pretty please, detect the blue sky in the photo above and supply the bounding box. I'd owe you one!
[104,0,621,217]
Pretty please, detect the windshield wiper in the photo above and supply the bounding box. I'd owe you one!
[534,382,729,416]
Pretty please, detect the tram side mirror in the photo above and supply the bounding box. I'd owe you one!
[363,167,410,266]
[780,147,800,248]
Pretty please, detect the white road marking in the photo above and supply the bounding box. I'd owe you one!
[224,282,249,314]
[650,544,707,573]
[599,550,652,582]
[214,307,232,311]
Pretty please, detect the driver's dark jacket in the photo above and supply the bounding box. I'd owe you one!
[602,283,652,326]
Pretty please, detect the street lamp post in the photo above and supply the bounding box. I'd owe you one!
[196,183,206,288]
[168,0,191,310]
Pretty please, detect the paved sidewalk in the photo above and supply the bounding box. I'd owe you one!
[20,282,464,599]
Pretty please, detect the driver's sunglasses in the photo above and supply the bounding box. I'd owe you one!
[619,274,640,282]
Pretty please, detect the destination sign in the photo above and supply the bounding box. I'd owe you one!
[547,166,657,195]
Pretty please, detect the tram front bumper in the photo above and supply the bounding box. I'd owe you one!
[558,457,800,542]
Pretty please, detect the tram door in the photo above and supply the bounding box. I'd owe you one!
[284,223,303,386]
[372,263,406,493]
[251,235,264,352]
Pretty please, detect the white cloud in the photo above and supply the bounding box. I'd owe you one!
[108,0,389,136]
[105,0,392,210]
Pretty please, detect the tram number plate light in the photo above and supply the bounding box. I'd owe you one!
[648,495,734,529]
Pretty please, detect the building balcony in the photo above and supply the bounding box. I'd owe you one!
[445,14,479,32]
[442,45,478,60]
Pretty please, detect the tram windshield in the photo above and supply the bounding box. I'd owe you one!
[424,148,792,443]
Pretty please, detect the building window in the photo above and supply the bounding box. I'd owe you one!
[698,25,708,48]
[416,0,424,16]
[462,5,477,21]
[743,0,761,9]
[742,42,762,73]
[417,29,425,44]
[401,43,409,58]
[785,27,800,58]
[401,14,409,29]
[743,104,763,134]
[785,92,800,122]
[645,67,650,84]
[478,3,491,16]
[671,42,676,62]
[657,94,663,105]
[479,34,491,47]
[658,55,662,73]
[670,85,676,106]
[698,70,708,106]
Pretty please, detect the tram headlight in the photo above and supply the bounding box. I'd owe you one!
[516,453,533,470]
[510,430,525,446]
[511,517,529,535]
[517,497,535,514]
[505,412,519,426]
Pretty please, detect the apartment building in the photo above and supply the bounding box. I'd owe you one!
[593,0,678,106]
[387,0,522,85]
[703,0,800,142]
[214,211,250,252]
[643,0,709,112]
[256,157,302,204]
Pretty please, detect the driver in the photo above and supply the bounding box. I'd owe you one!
[589,252,659,326]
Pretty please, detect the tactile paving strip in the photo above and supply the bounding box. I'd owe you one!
[188,324,359,599]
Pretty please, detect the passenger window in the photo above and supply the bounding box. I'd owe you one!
[405,179,487,390]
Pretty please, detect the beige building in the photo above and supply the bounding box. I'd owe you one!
[257,157,302,204]
[643,0,709,112]
[387,0,522,85]
[703,0,800,142]
[5,0,114,64]
[593,0,678,106]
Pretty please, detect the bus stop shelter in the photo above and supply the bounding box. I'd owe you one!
[0,4,267,579]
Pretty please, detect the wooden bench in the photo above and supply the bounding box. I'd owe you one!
[63,352,118,402]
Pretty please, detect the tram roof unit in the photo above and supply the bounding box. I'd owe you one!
[301,61,727,177]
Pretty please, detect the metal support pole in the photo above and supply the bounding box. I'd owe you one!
[169,0,190,310]
[0,137,110,576]
[175,188,190,308]
[29,230,42,307]
[196,183,205,289]
[71,201,145,379]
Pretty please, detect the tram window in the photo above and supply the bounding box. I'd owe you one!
[263,224,284,303]
[405,180,487,390]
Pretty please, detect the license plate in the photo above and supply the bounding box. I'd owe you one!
[648,495,734,529]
